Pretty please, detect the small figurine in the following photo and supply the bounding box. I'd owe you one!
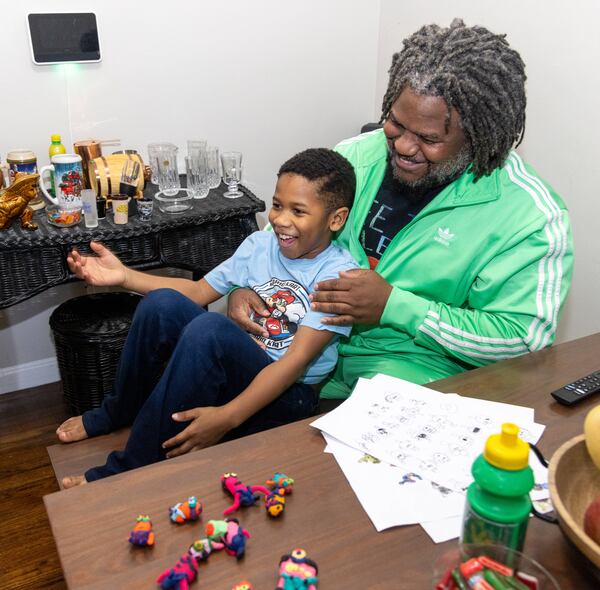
[277,548,319,590]
[221,472,271,515]
[0,173,40,231]
[232,581,253,590]
[205,519,229,542]
[265,491,286,518]
[128,515,155,547]
[221,518,251,559]
[156,553,199,590]
[205,517,250,559]
[188,536,224,562]
[169,496,202,524]
[266,472,295,495]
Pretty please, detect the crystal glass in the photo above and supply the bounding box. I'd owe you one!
[153,145,180,196]
[147,143,177,185]
[206,146,221,189]
[220,151,243,198]
[187,140,207,158]
[185,155,209,200]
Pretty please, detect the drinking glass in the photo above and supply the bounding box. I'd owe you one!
[220,151,243,199]
[119,159,141,197]
[187,140,207,158]
[185,155,209,199]
[147,143,177,185]
[153,145,180,196]
[136,197,154,221]
[206,146,221,189]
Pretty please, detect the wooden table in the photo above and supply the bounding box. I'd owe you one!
[44,333,600,589]
[0,180,265,308]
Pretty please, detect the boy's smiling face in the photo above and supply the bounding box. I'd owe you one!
[269,173,348,260]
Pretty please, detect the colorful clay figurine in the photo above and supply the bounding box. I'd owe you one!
[128,514,155,547]
[205,519,229,542]
[221,518,251,559]
[169,496,202,524]
[232,581,253,590]
[156,553,198,590]
[265,491,286,517]
[277,548,319,590]
[266,472,295,495]
[188,536,224,562]
[221,472,271,515]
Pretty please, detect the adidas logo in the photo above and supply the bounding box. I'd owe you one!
[434,227,455,247]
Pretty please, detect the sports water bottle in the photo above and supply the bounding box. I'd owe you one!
[461,423,534,553]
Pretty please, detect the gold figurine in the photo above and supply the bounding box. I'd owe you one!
[0,173,40,231]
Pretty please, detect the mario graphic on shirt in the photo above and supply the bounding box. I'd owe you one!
[251,279,308,350]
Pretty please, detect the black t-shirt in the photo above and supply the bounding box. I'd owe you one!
[360,166,447,270]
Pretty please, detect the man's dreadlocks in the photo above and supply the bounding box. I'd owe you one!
[381,19,526,179]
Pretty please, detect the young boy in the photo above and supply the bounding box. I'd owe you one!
[57,148,358,487]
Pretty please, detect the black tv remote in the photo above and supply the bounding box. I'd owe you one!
[551,370,600,405]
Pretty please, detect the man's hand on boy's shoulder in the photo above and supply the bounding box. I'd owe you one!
[310,269,392,326]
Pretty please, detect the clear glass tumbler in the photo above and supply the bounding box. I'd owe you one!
[153,146,180,196]
[185,155,209,199]
[206,146,221,189]
[147,142,177,185]
[187,140,207,158]
[221,151,243,198]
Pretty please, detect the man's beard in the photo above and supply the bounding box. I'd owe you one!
[389,143,473,196]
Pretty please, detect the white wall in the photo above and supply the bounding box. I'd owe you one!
[0,0,380,393]
[376,0,600,345]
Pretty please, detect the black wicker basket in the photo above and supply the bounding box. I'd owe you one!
[49,292,142,415]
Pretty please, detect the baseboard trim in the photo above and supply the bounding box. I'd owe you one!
[0,357,60,395]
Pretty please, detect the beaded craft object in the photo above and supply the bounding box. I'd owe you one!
[277,548,319,590]
[232,581,253,590]
[128,515,155,547]
[205,519,229,542]
[188,536,224,562]
[266,472,295,495]
[265,491,286,517]
[221,518,251,559]
[169,496,202,524]
[221,472,271,516]
[156,553,198,590]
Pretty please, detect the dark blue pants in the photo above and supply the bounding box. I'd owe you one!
[82,288,318,481]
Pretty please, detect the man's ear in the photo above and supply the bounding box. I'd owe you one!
[328,207,350,232]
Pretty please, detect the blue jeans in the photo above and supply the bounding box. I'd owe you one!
[82,288,318,481]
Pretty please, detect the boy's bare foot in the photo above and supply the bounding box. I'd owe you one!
[62,475,87,489]
[56,416,89,443]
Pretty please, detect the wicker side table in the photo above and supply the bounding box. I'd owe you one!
[0,180,265,308]
[49,292,142,414]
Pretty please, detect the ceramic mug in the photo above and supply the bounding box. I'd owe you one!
[6,149,38,184]
[39,154,84,211]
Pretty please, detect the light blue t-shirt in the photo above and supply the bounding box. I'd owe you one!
[204,231,359,384]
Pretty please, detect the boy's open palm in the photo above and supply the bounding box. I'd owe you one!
[67,241,127,287]
[163,406,231,458]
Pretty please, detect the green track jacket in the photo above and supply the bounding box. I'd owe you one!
[320,129,573,399]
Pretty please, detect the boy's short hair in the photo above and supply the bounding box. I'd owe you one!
[277,148,355,211]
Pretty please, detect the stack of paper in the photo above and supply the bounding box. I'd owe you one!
[311,374,548,543]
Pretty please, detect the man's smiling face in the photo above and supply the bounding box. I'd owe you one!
[383,86,472,192]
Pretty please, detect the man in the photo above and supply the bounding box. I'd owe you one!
[230,19,573,399]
